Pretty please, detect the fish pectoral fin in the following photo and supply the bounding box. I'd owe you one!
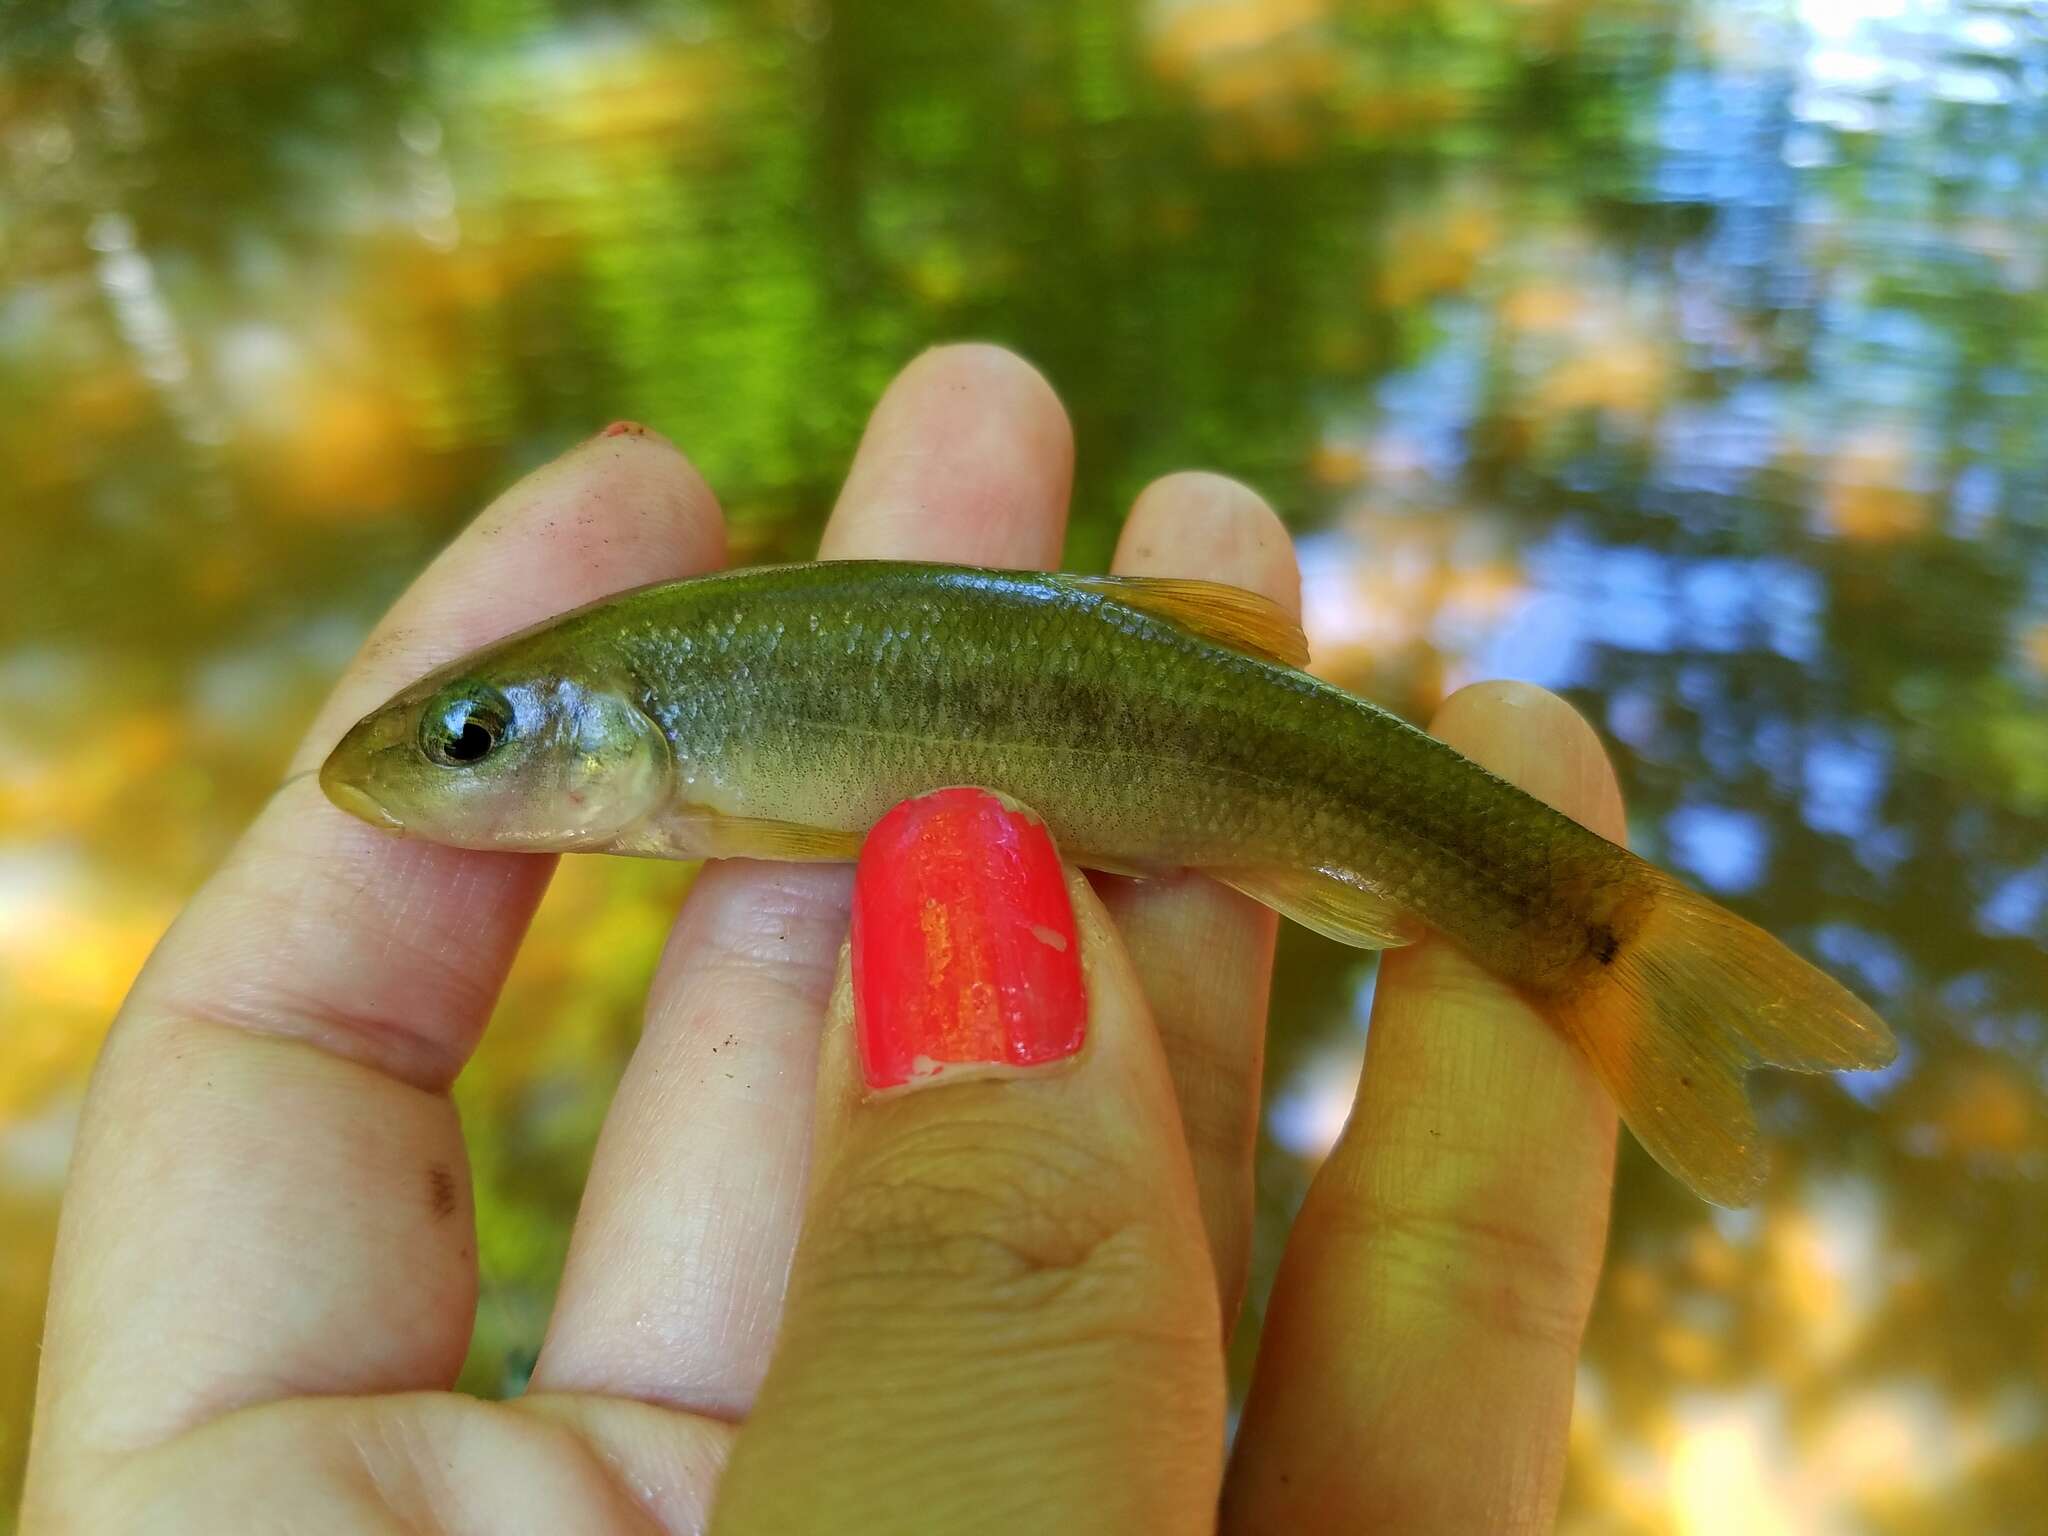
[1070,850,1178,880]
[1212,865,1419,949]
[1066,574,1311,669]
[691,814,862,862]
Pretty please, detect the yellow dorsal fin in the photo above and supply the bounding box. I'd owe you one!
[1068,574,1311,669]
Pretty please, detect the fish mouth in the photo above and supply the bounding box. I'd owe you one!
[323,775,404,831]
[323,782,403,831]
[319,720,407,831]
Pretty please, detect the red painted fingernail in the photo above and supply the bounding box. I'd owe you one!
[851,788,1085,1091]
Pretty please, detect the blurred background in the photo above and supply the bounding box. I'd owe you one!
[3,0,2045,1529]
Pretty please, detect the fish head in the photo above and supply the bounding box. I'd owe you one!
[320,657,671,850]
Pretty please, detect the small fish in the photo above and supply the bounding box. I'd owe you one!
[322,561,1895,1203]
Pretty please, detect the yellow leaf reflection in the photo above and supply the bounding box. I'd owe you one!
[1817,425,1931,543]
[1147,0,1359,158]
[270,382,416,519]
[1379,199,1501,307]
[1149,0,1331,81]
[1761,1183,1882,1379]
[1300,504,1528,720]
[1922,1062,2038,1161]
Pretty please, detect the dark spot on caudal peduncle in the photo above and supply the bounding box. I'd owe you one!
[1588,924,1621,966]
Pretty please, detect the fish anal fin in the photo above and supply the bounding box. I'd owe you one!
[1069,574,1311,669]
[1214,865,1417,950]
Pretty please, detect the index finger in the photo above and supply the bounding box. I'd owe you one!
[30,427,723,1476]
[1223,681,1622,1533]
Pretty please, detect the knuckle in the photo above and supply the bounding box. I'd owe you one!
[1330,1187,1594,1355]
[805,1115,1194,1333]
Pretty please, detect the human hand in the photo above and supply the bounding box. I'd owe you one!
[25,345,1620,1533]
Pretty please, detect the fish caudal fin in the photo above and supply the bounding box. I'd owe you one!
[1547,872,1897,1207]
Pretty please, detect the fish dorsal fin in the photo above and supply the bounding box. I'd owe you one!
[1214,865,1418,950]
[1068,575,1311,669]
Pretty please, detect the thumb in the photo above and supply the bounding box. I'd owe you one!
[712,788,1225,1535]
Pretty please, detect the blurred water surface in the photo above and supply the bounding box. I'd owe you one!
[4,1,2046,1529]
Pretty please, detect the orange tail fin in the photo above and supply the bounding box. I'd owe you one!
[1547,870,1896,1206]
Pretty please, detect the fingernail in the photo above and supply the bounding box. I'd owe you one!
[851,788,1085,1090]
[598,420,648,438]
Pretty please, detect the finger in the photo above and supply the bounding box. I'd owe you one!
[535,345,1074,1413]
[817,342,1074,565]
[529,856,854,1415]
[1223,681,1623,1534]
[713,789,1224,1533]
[1097,470,1298,1324]
[31,427,724,1469]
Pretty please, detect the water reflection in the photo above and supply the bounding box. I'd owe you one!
[4,0,2046,1526]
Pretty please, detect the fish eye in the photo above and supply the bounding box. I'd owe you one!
[420,686,511,768]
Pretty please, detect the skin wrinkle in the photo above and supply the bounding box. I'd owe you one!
[511,1394,736,1528]
[812,1138,1129,1286]
[722,1165,797,1339]
[793,1234,1213,1376]
[543,1428,683,1536]
[149,986,471,1100]
[241,836,496,1060]
[570,1150,799,1405]
[356,1406,442,1536]
[787,1223,1210,1364]
[140,792,542,1089]
[654,863,853,983]
[1339,1193,1593,1356]
[339,1400,673,1536]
